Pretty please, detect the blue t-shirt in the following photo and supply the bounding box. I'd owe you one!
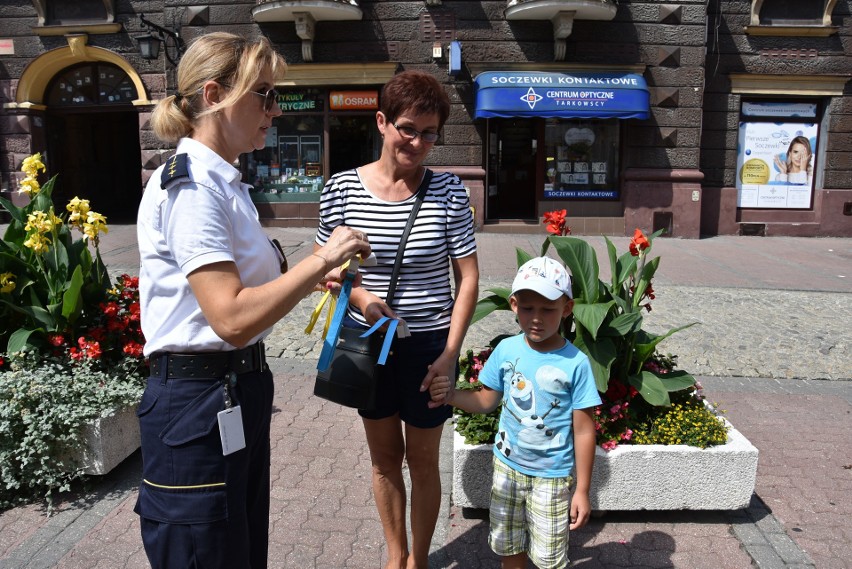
[478,333,602,478]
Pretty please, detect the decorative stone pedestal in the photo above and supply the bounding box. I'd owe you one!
[452,418,758,511]
[72,406,141,475]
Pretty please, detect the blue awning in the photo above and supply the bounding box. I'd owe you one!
[474,71,650,120]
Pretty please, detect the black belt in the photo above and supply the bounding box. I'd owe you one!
[150,341,266,379]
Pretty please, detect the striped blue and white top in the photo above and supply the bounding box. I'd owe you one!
[316,168,477,332]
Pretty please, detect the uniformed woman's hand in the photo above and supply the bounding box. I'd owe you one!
[317,226,371,270]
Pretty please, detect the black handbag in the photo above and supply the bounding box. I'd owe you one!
[313,170,432,410]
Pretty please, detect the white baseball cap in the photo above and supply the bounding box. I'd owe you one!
[511,257,573,300]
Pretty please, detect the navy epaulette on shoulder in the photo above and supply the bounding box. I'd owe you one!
[161,153,190,189]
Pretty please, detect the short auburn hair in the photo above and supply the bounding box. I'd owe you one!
[380,70,450,129]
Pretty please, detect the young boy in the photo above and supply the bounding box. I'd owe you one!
[427,256,601,569]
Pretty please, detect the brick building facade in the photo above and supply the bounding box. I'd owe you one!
[1,1,850,237]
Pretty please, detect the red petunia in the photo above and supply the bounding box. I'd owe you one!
[101,301,120,318]
[48,333,66,347]
[122,341,144,358]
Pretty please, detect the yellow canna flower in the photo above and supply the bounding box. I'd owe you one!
[82,211,108,242]
[20,153,46,178]
[23,233,50,254]
[24,211,56,234]
[19,176,41,197]
[0,272,16,294]
[66,197,91,227]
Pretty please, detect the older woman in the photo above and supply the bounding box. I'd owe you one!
[315,70,479,569]
[134,32,370,569]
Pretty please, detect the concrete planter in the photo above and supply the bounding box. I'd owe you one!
[70,405,140,475]
[452,416,758,511]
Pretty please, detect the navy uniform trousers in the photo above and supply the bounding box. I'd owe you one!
[134,355,274,569]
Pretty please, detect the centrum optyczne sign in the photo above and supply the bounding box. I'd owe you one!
[474,71,650,120]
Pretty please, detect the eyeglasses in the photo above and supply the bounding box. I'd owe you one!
[392,122,439,144]
[248,88,280,113]
[218,83,279,113]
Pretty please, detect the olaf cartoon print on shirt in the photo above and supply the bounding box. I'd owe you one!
[494,360,571,470]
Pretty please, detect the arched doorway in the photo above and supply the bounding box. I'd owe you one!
[44,62,142,222]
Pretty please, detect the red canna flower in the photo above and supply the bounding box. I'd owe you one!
[543,209,570,236]
[629,228,650,256]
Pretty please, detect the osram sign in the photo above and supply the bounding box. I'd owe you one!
[329,91,379,111]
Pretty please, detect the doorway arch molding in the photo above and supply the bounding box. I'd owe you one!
[12,34,153,109]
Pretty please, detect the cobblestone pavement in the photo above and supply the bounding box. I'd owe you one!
[1,225,850,568]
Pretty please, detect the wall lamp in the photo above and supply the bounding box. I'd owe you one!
[137,13,185,65]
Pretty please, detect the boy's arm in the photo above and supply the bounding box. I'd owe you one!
[426,375,502,414]
[570,407,597,530]
[451,384,502,414]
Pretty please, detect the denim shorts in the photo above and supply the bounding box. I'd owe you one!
[352,319,454,429]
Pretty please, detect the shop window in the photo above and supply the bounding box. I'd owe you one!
[45,63,135,106]
[241,87,382,204]
[245,114,325,203]
[735,100,820,210]
[544,119,620,200]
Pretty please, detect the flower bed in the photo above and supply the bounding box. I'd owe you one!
[1,154,146,508]
[452,416,758,511]
[452,211,760,512]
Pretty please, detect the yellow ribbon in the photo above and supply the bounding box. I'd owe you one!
[305,290,336,338]
[305,258,352,338]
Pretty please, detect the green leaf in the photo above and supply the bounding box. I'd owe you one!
[628,371,670,406]
[605,236,619,291]
[656,369,696,392]
[515,247,534,268]
[61,265,85,322]
[615,251,638,290]
[549,236,599,303]
[572,328,616,393]
[471,293,511,324]
[633,322,699,365]
[601,311,643,337]
[0,299,55,330]
[0,195,25,225]
[632,256,660,308]
[7,327,39,354]
[572,301,614,341]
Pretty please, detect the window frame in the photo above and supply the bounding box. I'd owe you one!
[746,0,839,36]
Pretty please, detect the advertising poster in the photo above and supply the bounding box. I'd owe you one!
[736,121,817,209]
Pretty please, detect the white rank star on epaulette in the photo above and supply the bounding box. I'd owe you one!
[160,153,191,189]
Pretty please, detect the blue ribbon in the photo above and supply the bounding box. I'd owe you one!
[317,274,400,372]
[361,316,399,365]
[316,271,354,372]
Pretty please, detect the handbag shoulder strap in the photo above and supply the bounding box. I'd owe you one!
[385,168,432,307]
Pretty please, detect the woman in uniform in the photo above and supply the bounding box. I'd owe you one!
[134,32,370,569]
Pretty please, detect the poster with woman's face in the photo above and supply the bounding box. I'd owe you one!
[736,122,817,209]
